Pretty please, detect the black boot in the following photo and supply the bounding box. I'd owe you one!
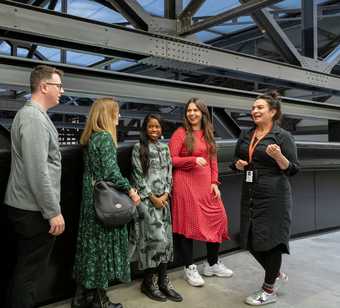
[71,285,95,308]
[141,273,167,302]
[158,263,183,302]
[158,274,183,302]
[91,288,123,308]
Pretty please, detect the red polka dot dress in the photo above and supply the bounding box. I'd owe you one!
[169,127,229,243]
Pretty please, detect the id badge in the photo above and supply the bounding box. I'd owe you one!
[246,170,253,183]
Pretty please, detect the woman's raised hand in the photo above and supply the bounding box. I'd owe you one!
[266,144,282,159]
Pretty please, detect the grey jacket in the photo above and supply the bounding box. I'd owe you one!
[5,101,62,219]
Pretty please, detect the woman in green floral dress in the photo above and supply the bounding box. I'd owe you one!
[129,114,182,302]
[72,98,140,308]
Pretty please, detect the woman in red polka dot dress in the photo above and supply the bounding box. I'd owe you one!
[169,98,233,287]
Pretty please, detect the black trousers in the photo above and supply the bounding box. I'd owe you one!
[177,234,220,267]
[6,206,55,308]
[248,229,282,285]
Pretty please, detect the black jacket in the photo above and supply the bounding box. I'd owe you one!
[231,125,299,253]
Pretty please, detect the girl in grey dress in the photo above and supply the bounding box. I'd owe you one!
[129,114,182,302]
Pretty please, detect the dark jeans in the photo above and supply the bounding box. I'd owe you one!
[6,206,55,308]
[177,234,220,267]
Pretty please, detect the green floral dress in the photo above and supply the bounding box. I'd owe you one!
[73,131,132,289]
[129,141,173,270]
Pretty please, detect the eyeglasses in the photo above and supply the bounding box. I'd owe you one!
[46,82,63,90]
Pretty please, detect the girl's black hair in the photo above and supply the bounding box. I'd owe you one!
[139,114,163,175]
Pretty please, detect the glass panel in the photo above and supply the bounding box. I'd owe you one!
[68,0,127,23]
[17,48,28,57]
[195,31,221,42]
[37,46,60,61]
[193,0,240,17]
[66,51,104,66]
[137,0,164,17]
[110,60,136,71]
[0,41,10,55]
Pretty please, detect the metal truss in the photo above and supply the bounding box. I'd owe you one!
[239,0,302,66]
[178,0,205,21]
[95,0,152,31]
[164,0,183,19]
[1,55,340,121]
[179,0,283,36]
[1,1,340,96]
[302,0,317,59]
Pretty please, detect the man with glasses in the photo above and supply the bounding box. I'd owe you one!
[5,65,65,308]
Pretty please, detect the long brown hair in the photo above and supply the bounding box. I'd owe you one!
[183,98,216,156]
[80,98,119,145]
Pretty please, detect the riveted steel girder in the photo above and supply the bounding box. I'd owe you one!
[1,1,340,94]
[179,0,283,36]
[1,55,340,121]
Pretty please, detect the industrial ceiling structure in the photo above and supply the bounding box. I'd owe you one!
[0,0,340,142]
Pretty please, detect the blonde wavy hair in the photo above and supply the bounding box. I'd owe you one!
[80,98,119,145]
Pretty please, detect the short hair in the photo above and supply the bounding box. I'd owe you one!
[30,65,64,93]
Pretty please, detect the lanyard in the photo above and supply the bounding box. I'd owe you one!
[248,129,270,163]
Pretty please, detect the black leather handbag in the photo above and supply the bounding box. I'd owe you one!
[93,180,136,227]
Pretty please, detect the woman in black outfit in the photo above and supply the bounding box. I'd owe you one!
[231,91,299,306]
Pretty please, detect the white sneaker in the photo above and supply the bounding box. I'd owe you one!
[274,272,288,292]
[202,260,233,277]
[245,289,277,306]
[184,264,205,287]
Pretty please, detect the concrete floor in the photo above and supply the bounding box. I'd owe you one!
[42,230,340,308]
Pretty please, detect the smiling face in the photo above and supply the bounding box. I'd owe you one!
[186,102,203,129]
[146,117,162,142]
[251,99,276,126]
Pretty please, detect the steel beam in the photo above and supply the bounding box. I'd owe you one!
[165,0,183,19]
[0,98,89,115]
[320,34,340,58]
[1,55,340,121]
[0,99,183,122]
[324,45,340,73]
[27,44,38,58]
[178,0,206,20]
[302,0,317,59]
[99,0,152,31]
[179,0,283,36]
[239,0,302,66]
[209,20,300,49]
[1,1,340,94]
[48,0,58,10]
[89,57,119,68]
[31,0,50,7]
[212,108,241,138]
